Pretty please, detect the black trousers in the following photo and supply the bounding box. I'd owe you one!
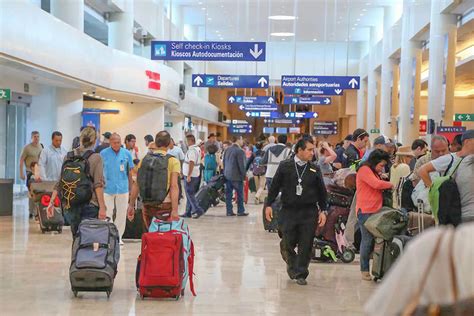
[279,207,318,280]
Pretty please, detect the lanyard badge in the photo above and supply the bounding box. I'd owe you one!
[295,161,308,196]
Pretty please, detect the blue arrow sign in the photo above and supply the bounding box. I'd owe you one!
[151,41,266,61]
[283,87,345,95]
[238,104,278,111]
[276,112,319,119]
[229,123,253,134]
[281,75,360,91]
[264,118,301,124]
[192,74,269,88]
[283,96,331,105]
[228,96,275,104]
[245,111,272,118]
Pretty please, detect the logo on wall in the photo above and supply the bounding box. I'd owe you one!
[146,70,161,90]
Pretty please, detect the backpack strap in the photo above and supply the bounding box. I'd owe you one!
[188,240,197,296]
[448,157,464,178]
[443,154,455,176]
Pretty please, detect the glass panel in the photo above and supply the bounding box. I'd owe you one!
[6,102,28,187]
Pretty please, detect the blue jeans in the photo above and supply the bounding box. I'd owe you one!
[64,203,99,237]
[357,211,374,272]
[225,179,245,215]
[184,176,204,216]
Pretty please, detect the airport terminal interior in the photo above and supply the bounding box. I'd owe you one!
[0,0,473,315]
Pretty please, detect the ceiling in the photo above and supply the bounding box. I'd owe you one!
[177,0,411,43]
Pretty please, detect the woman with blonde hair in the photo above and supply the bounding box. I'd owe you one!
[390,146,414,209]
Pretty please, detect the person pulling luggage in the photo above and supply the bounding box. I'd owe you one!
[265,136,328,286]
[127,131,180,229]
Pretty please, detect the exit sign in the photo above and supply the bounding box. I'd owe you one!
[0,88,11,100]
[370,128,380,134]
[454,114,473,122]
[164,122,173,127]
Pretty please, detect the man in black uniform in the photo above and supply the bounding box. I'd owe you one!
[265,137,328,286]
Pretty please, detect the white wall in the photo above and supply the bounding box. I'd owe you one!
[84,100,165,158]
[27,86,57,144]
[56,88,83,151]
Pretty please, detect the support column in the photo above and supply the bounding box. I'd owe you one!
[50,0,84,32]
[108,0,134,54]
[55,88,83,150]
[367,27,377,133]
[357,70,367,128]
[427,1,457,127]
[399,0,422,145]
[380,6,397,137]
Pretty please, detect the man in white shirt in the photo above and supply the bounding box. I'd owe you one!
[168,138,185,201]
[182,134,204,219]
[38,131,67,181]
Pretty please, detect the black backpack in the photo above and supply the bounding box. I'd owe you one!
[137,153,170,206]
[59,150,94,210]
[400,173,416,211]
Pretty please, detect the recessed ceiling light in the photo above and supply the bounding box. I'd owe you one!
[357,18,360,21]
[352,27,356,30]
[198,1,203,4]
[354,23,358,26]
[366,2,371,5]
[362,8,367,12]
[360,13,364,16]
[268,15,296,20]
[281,38,286,41]
[216,30,220,33]
[201,7,206,10]
[207,17,212,21]
[271,32,295,37]
[82,92,87,95]
[313,38,317,41]
[250,38,255,41]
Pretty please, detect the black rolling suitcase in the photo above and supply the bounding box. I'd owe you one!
[70,219,120,298]
[122,208,146,239]
[372,235,411,282]
[262,195,281,232]
[31,182,64,233]
[196,185,220,213]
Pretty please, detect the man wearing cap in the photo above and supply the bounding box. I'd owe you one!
[95,132,111,153]
[333,135,352,170]
[343,128,369,168]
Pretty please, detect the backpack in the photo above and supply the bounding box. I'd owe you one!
[137,153,170,206]
[398,172,416,211]
[204,153,217,171]
[252,155,266,176]
[429,157,464,226]
[59,150,94,210]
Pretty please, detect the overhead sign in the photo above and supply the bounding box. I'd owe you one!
[276,127,288,134]
[263,127,275,134]
[228,96,275,105]
[283,112,319,119]
[282,87,345,95]
[281,75,360,90]
[454,113,474,122]
[238,104,278,111]
[229,123,253,134]
[313,121,338,135]
[283,96,331,105]
[164,122,173,127]
[437,126,466,134]
[370,128,380,134]
[289,127,301,134]
[151,41,266,61]
[192,74,269,88]
[0,88,11,100]
[245,111,272,118]
[264,118,301,124]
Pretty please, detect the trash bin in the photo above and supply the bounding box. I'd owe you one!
[0,179,14,216]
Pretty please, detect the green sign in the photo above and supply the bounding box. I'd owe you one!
[0,89,11,100]
[164,122,173,127]
[370,128,380,134]
[455,114,473,122]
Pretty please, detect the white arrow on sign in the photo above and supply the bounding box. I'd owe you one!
[267,96,274,103]
[313,113,319,118]
[285,112,290,118]
[194,76,203,86]
[249,44,263,59]
[228,96,235,103]
[335,89,342,95]
[239,105,244,110]
[324,98,330,105]
[348,78,359,88]
[246,112,251,117]
[258,77,268,88]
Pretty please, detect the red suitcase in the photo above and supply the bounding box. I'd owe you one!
[137,232,184,300]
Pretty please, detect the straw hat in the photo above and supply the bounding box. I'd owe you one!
[396,145,414,156]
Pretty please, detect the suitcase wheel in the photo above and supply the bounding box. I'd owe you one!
[175,295,180,301]
[341,248,356,264]
[58,228,62,234]
[73,290,78,297]
[373,277,379,283]
[106,291,111,299]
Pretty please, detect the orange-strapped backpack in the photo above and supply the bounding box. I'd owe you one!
[59,150,94,210]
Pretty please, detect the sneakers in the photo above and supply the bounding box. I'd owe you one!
[296,278,307,286]
[119,240,124,246]
[226,213,236,216]
[192,212,203,219]
[361,272,372,281]
[237,212,249,217]
[180,214,192,218]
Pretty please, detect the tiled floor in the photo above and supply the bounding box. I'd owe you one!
[0,196,376,315]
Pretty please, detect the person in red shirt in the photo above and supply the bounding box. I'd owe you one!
[356,149,394,281]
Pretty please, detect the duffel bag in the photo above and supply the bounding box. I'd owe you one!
[364,207,408,241]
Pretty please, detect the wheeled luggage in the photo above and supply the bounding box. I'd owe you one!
[364,207,408,241]
[407,199,435,236]
[196,184,220,212]
[70,219,120,298]
[31,182,64,233]
[122,208,146,240]
[262,195,281,232]
[136,218,196,300]
[372,235,411,282]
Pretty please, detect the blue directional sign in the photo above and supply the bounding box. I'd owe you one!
[245,111,272,118]
[228,95,275,105]
[283,87,345,95]
[237,104,278,111]
[192,74,269,88]
[281,75,360,91]
[229,123,253,134]
[283,96,331,105]
[314,121,339,135]
[272,112,319,119]
[264,118,301,124]
[151,41,266,61]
